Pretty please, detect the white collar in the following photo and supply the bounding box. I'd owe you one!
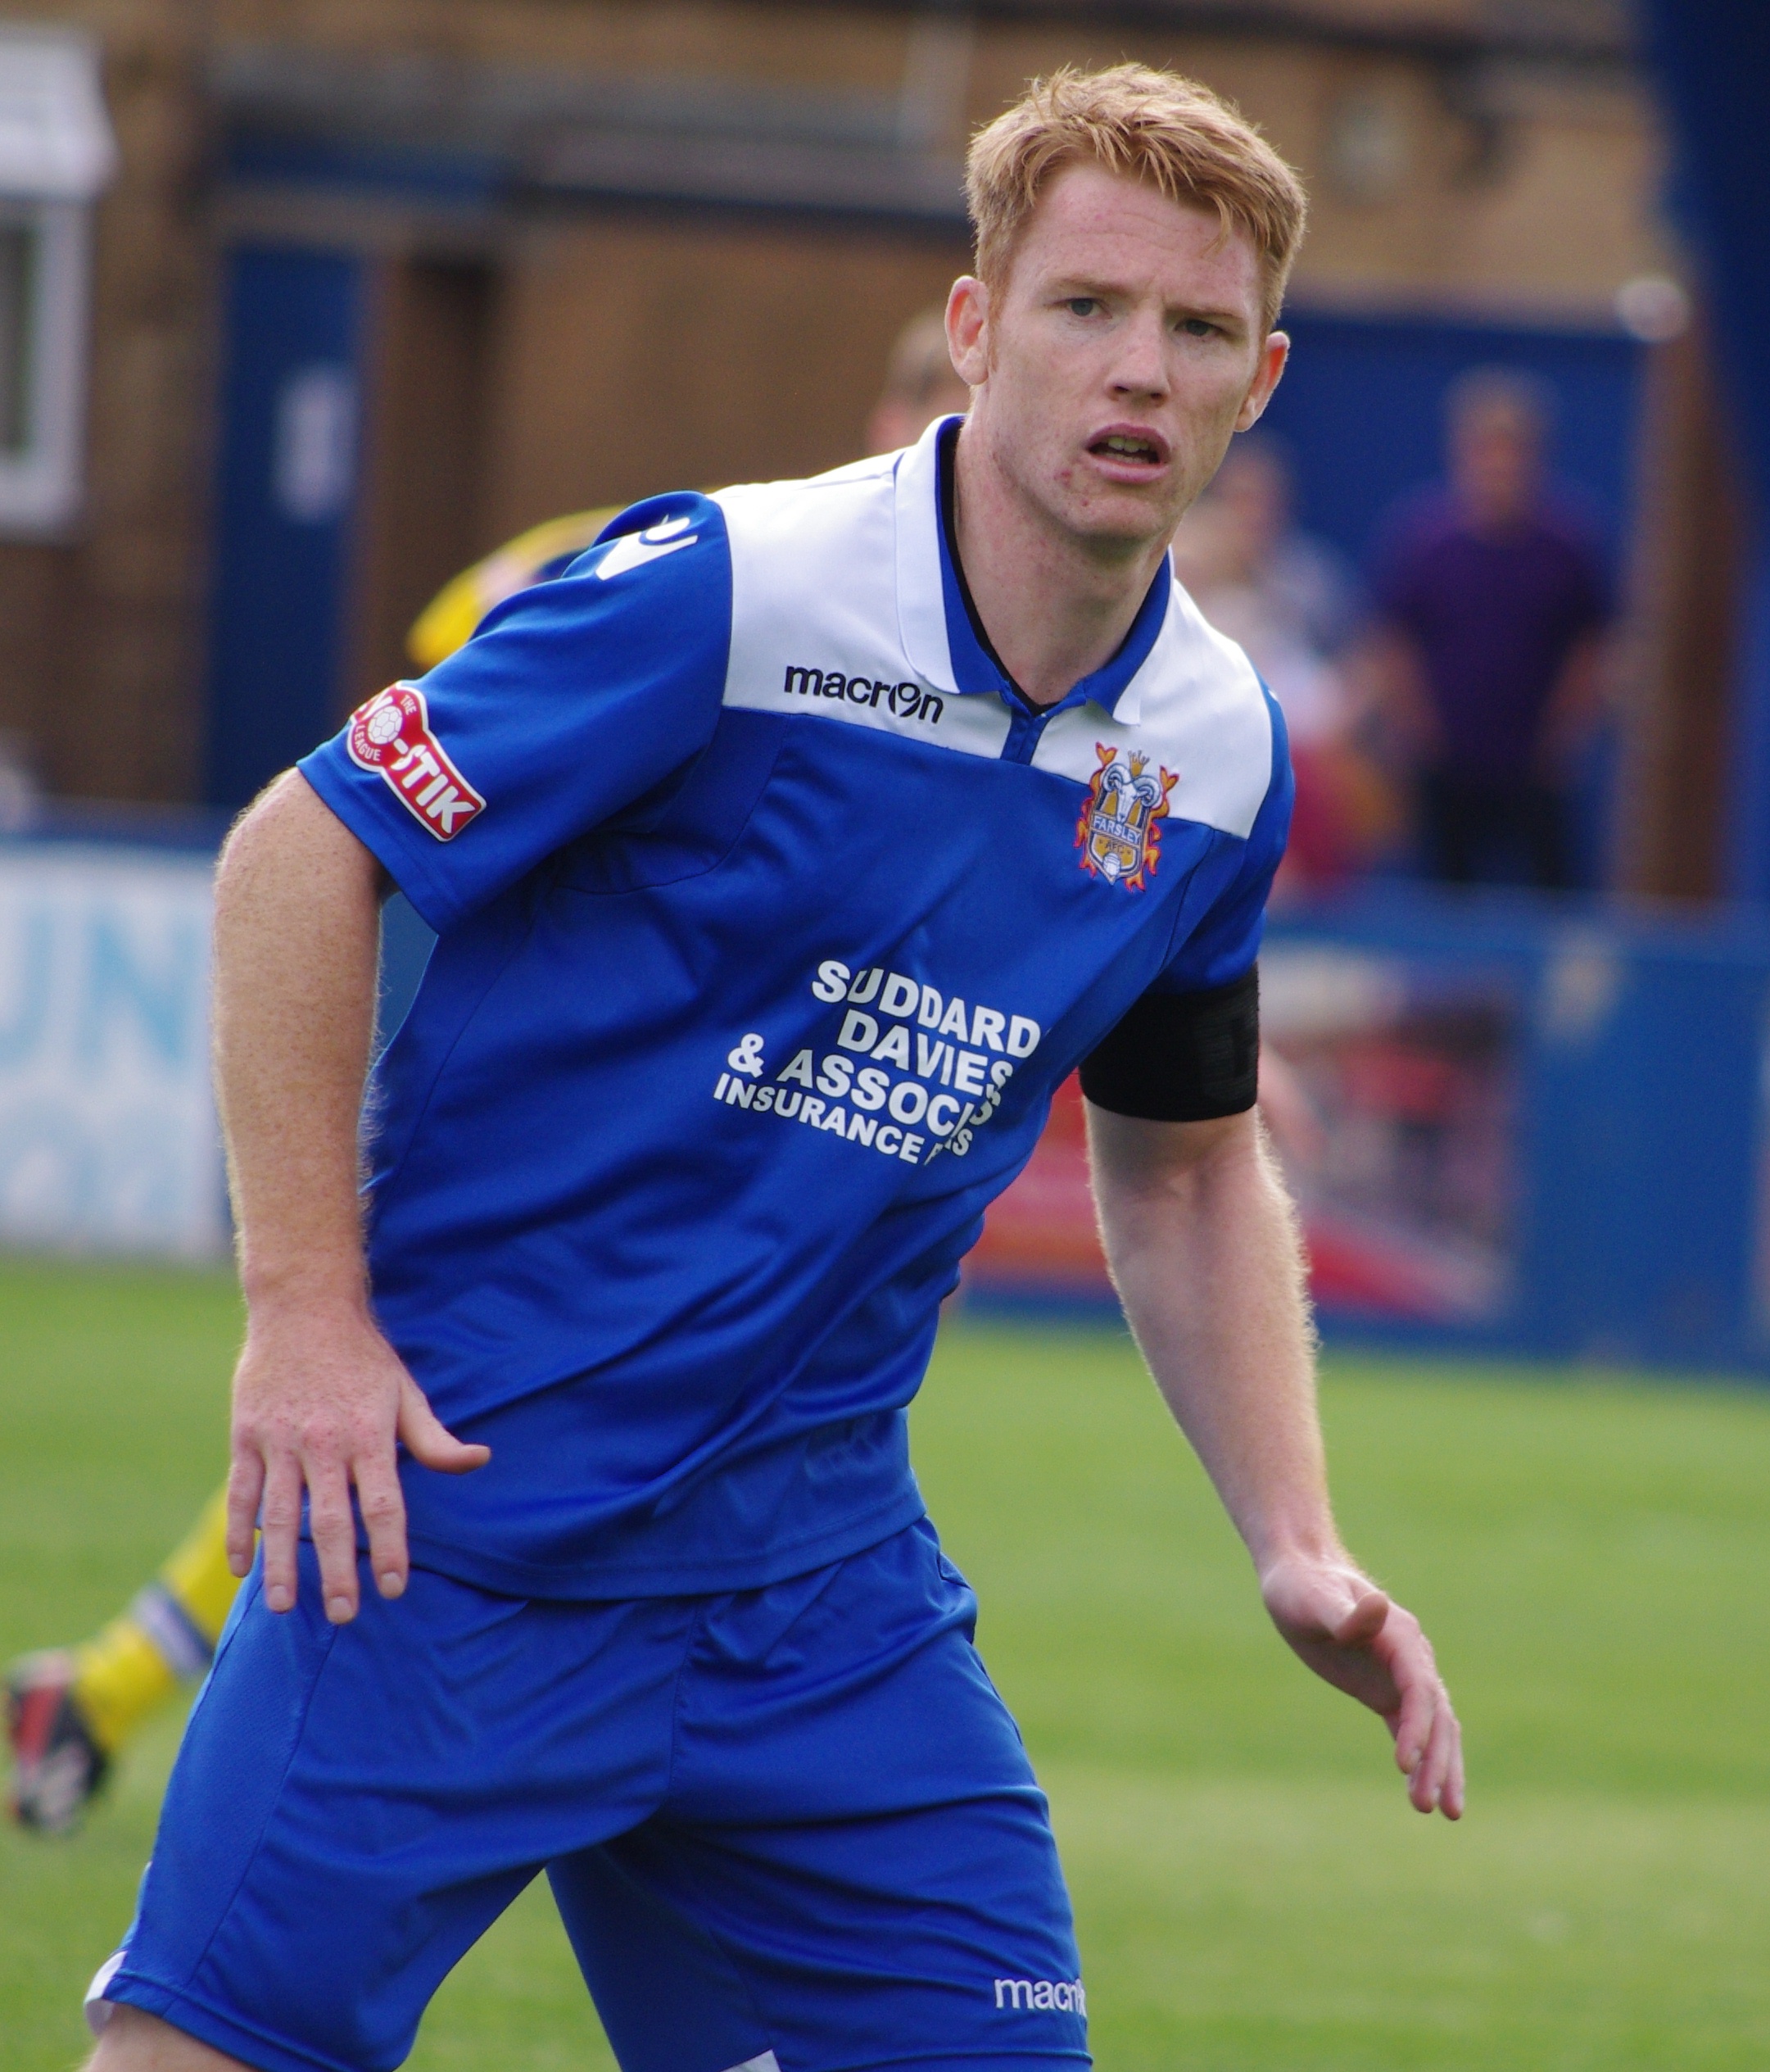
[889,410,1163,726]
[893,413,958,697]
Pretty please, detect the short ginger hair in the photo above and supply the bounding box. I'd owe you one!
[966,65,1308,333]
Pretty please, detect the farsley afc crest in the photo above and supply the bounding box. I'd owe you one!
[1075,743,1178,890]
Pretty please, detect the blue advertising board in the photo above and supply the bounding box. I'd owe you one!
[0,841,224,1258]
[973,883,1770,1381]
[7,828,1769,1378]
[1260,888,1770,1373]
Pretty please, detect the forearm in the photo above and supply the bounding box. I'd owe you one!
[213,770,384,1311]
[1536,633,1605,770]
[214,773,484,1614]
[1088,1104,1340,1574]
[1362,625,1437,763]
[1089,1102,1461,1814]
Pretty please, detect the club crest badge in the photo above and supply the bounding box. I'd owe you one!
[346,684,485,840]
[1075,743,1178,890]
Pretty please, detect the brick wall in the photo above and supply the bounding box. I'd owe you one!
[0,0,1670,804]
[0,0,209,803]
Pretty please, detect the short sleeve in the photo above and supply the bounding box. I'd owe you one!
[299,493,731,933]
[1079,690,1291,1123]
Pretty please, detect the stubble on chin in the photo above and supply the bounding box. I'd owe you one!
[970,401,1176,571]
[1063,465,1190,561]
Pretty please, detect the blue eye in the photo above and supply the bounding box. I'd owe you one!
[1066,297,1099,317]
[1179,317,1217,338]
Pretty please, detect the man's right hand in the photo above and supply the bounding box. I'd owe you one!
[225,1300,490,1624]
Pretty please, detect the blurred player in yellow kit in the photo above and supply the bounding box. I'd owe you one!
[7,1494,240,1830]
[5,315,972,1832]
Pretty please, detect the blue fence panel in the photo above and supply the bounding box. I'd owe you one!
[1263,310,1643,571]
[205,246,368,810]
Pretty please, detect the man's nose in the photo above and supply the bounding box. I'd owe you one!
[1108,316,1170,400]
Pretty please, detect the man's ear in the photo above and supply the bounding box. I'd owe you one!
[1235,330,1290,433]
[947,277,990,388]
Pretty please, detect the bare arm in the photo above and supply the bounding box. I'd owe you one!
[1356,623,1440,768]
[1087,1102,1463,1817]
[214,770,487,1624]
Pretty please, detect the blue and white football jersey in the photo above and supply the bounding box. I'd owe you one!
[299,415,1291,1597]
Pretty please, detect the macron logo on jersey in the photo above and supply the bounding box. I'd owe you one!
[595,515,698,581]
[346,685,486,840]
[781,664,944,728]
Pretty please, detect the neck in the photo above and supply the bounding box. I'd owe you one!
[951,417,1173,709]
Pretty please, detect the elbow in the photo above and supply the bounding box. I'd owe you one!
[1089,1105,1261,1208]
[1092,1109,1288,1254]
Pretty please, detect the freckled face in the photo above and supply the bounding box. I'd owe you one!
[955,161,1286,553]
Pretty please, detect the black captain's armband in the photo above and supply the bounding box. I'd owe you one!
[1079,966,1261,1122]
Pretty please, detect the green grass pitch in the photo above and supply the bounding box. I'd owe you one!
[3,1258,1770,2070]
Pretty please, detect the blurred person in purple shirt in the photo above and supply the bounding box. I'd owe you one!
[1370,368,1613,889]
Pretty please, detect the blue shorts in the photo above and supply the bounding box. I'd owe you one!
[92,1519,1088,2072]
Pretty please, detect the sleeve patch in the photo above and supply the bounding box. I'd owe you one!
[346,685,487,840]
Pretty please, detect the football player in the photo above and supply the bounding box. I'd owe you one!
[86,65,1456,2072]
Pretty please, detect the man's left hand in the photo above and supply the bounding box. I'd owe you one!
[1260,1551,1464,1820]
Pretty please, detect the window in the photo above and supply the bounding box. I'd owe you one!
[0,28,115,535]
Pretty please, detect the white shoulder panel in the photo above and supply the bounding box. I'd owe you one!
[715,462,1011,761]
[1031,579,1274,840]
[719,447,898,499]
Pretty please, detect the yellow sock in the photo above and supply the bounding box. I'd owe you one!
[158,1486,243,1646]
[71,1487,242,1753]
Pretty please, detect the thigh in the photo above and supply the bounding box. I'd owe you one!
[548,1845,777,2072]
[558,1522,1089,2072]
[94,1549,688,2072]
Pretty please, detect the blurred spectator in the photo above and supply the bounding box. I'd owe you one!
[866,306,972,454]
[1368,369,1612,890]
[1173,436,1395,886]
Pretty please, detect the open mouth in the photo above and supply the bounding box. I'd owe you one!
[1089,430,1166,469]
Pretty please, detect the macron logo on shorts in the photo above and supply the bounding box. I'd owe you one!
[346,685,486,840]
[994,1976,1086,2015]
